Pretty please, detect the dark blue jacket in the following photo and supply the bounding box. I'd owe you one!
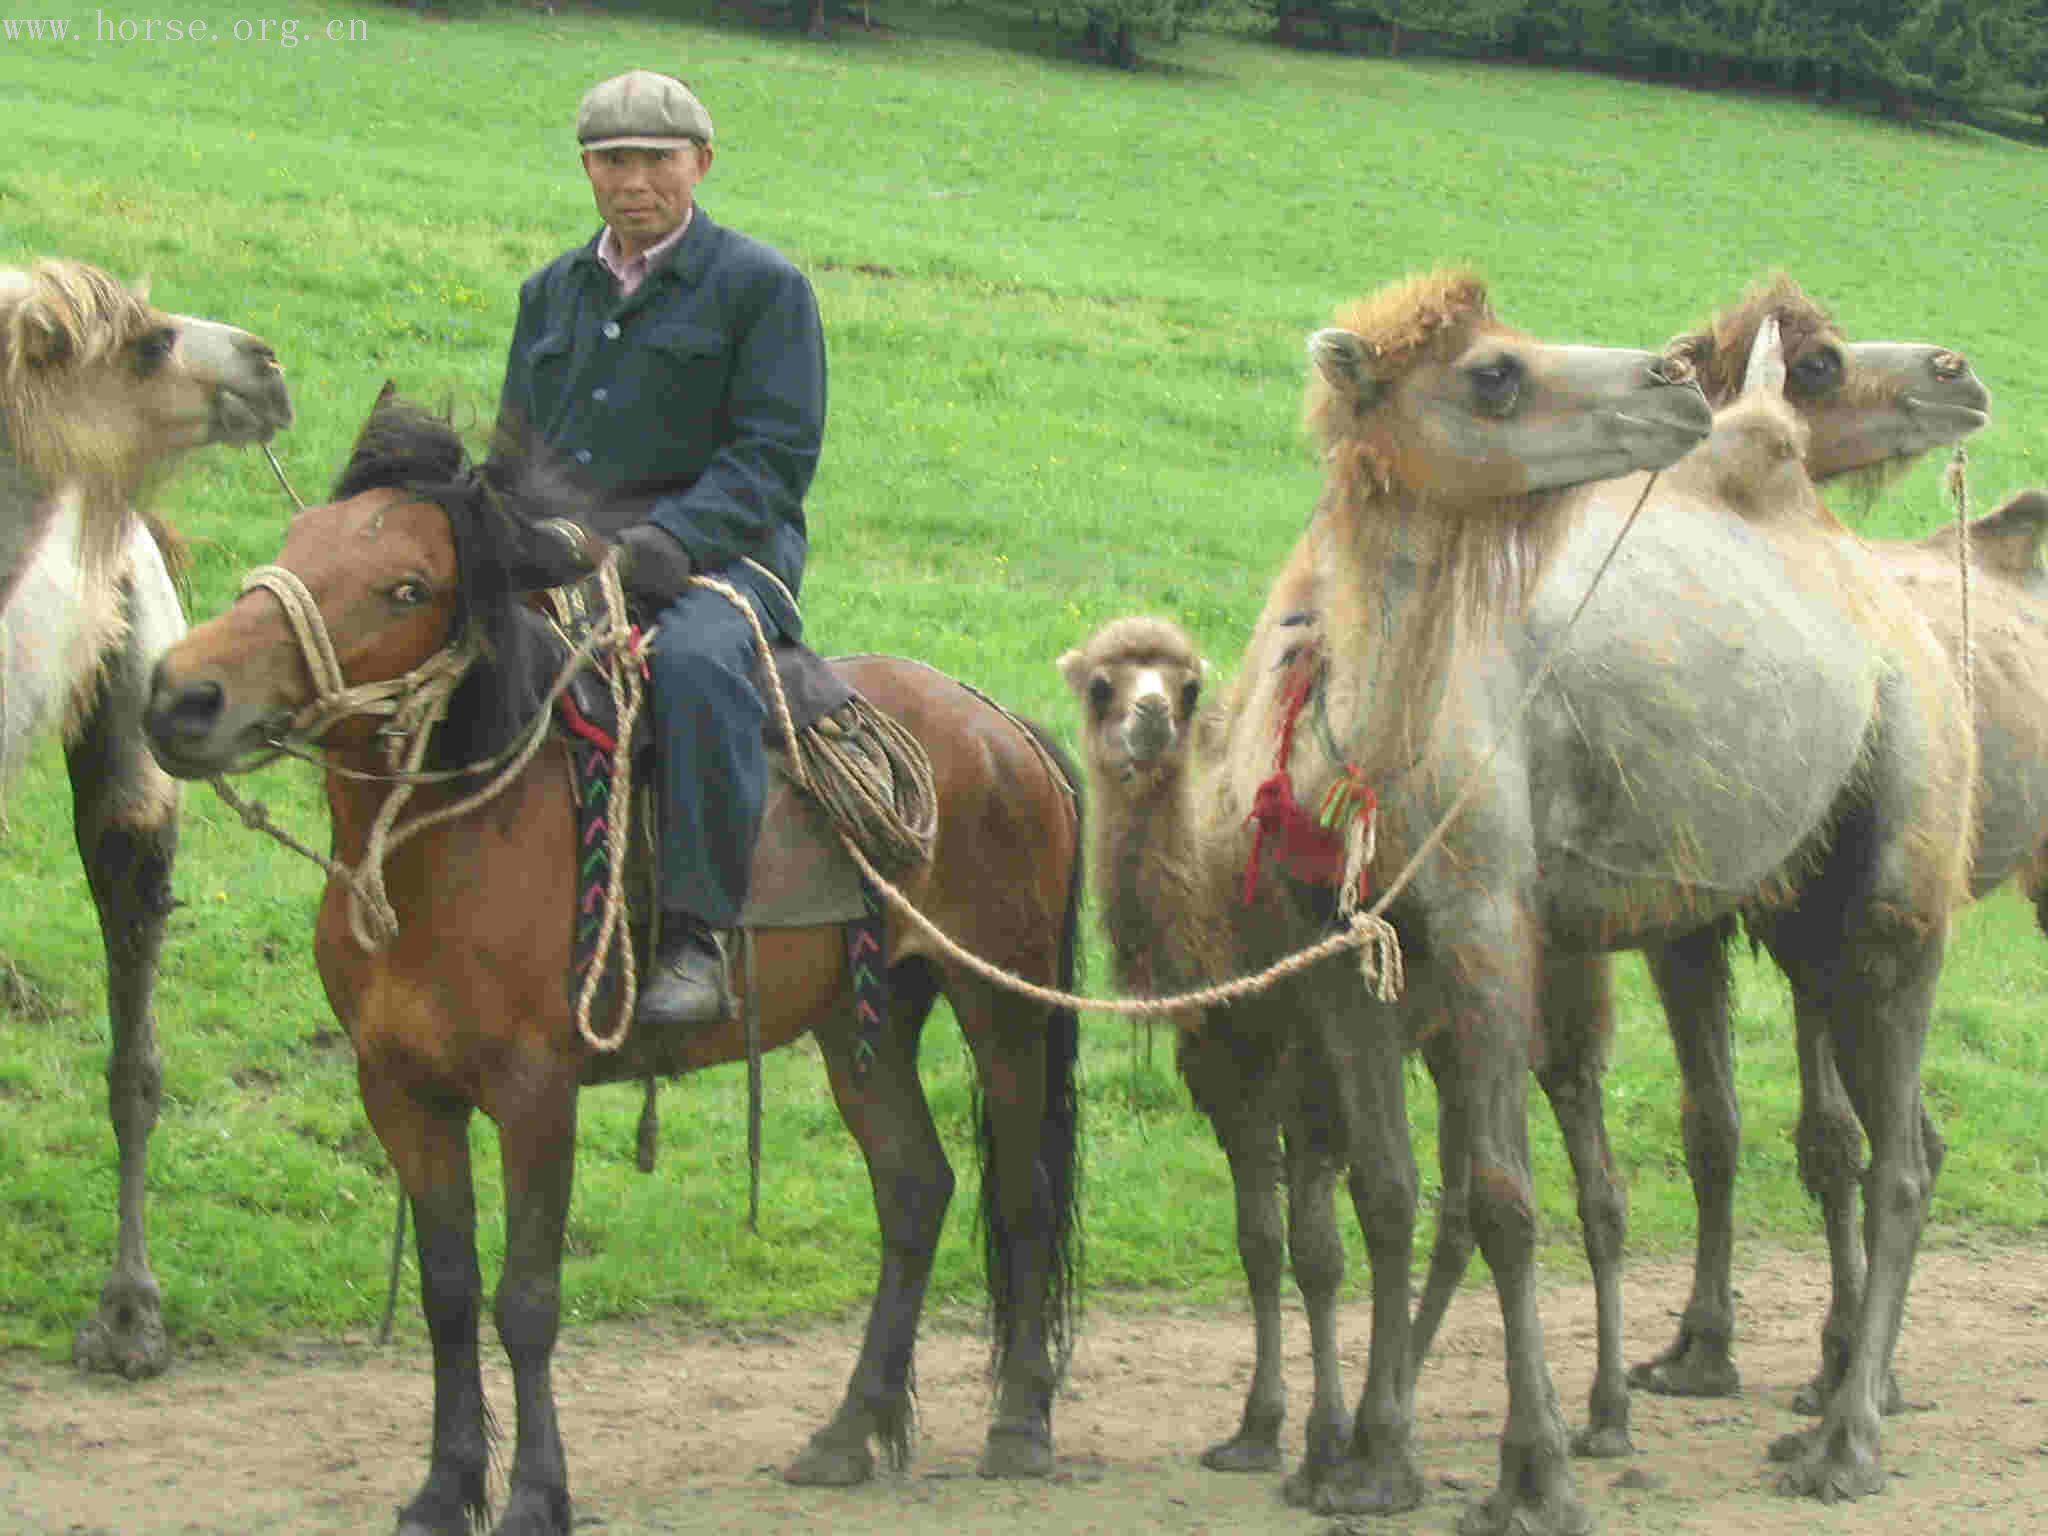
[497,206,825,637]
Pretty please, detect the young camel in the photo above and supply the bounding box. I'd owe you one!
[1,259,292,1377]
[1170,271,1964,1531]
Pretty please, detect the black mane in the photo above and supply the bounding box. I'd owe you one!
[329,395,584,775]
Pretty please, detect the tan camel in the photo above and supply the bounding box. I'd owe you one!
[1143,270,1965,1531]
[1,258,292,1376]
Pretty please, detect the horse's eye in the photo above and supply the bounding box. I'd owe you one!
[1468,355,1522,415]
[131,326,176,375]
[389,580,430,608]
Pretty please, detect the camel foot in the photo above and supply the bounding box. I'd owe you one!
[72,1278,169,1381]
[1792,1366,1905,1417]
[784,1429,876,1487]
[1289,1440,1425,1516]
[491,1481,570,1536]
[1628,1330,1738,1399]
[1200,1425,1283,1473]
[1570,1421,1634,1460]
[979,1418,1054,1479]
[1454,1438,1590,1536]
[1773,1425,1885,1502]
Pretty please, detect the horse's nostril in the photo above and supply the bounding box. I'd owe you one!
[156,680,224,742]
[1931,351,1969,382]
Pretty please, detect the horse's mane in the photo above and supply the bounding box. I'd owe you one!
[330,396,580,775]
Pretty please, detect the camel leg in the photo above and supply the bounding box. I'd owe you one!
[1286,991,1424,1517]
[1769,924,1938,1501]
[65,618,179,1381]
[367,1082,492,1536]
[490,1079,579,1535]
[1285,1065,1354,1481]
[785,965,946,1487]
[1409,1030,1472,1375]
[1197,1085,1290,1473]
[1630,926,1744,1401]
[1535,953,1631,1459]
[1444,931,1588,1536]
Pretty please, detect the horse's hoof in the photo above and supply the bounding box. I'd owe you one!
[72,1295,169,1381]
[1571,1422,1634,1459]
[978,1420,1054,1479]
[490,1480,571,1536]
[1628,1342,1738,1399]
[1199,1431,1282,1473]
[783,1433,876,1487]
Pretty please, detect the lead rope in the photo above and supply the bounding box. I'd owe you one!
[1944,444,1975,732]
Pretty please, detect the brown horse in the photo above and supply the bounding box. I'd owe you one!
[140,398,1085,1536]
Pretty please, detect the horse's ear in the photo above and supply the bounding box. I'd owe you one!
[8,293,73,370]
[1309,328,1386,410]
[372,379,399,411]
[1741,314,1787,400]
[484,493,601,594]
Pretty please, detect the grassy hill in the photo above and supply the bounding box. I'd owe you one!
[1,0,2042,1358]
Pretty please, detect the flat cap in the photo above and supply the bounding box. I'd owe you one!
[576,70,713,150]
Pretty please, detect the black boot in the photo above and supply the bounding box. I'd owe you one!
[637,915,733,1029]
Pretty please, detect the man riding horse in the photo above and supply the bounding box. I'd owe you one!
[496,68,828,1028]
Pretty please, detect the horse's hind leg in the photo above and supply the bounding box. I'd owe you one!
[784,961,947,1487]
[65,583,179,1380]
[957,973,1079,1480]
[365,1080,493,1536]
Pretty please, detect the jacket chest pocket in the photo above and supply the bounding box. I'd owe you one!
[639,322,731,408]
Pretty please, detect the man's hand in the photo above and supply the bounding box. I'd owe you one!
[613,523,695,610]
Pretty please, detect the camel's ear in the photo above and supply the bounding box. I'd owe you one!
[1309,328,1386,410]
[8,294,73,371]
[1055,648,1089,696]
[1741,314,1787,400]
[1662,330,1713,387]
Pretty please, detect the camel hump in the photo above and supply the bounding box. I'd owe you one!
[1915,489,2048,579]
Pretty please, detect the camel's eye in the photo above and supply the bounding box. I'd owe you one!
[388,579,431,608]
[1088,676,1114,718]
[1789,345,1841,394]
[131,326,176,375]
[1467,354,1522,416]
[1179,679,1201,720]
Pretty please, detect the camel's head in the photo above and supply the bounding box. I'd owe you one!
[1058,616,1207,792]
[1304,271,1711,503]
[0,260,294,498]
[1666,274,1989,483]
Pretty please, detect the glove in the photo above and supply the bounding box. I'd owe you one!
[613,522,695,610]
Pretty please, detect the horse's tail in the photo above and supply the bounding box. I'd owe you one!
[977,713,1086,1380]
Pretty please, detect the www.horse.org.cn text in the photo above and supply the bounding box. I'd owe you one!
[1,12,372,46]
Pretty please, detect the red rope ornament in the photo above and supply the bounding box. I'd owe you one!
[1241,644,1375,908]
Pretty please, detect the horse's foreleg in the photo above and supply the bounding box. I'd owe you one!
[784,966,948,1488]
[1632,927,1743,1401]
[492,1081,578,1536]
[1535,953,1631,1458]
[64,664,177,1381]
[366,1081,491,1536]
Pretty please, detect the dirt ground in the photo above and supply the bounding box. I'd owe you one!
[4,1242,2045,1536]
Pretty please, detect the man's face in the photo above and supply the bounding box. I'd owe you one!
[581,143,712,258]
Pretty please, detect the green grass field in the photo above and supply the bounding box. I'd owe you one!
[1,0,2044,1360]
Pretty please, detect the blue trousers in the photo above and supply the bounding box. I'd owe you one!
[645,580,778,928]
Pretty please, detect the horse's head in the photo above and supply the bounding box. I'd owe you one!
[145,392,598,780]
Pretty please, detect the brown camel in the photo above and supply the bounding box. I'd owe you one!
[1,259,292,1378]
[1152,271,1965,1530]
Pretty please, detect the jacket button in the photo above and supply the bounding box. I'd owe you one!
[574,449,593,465]
[601,321,621,340]
[592,387,609,403]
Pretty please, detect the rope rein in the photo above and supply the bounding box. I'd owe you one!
[1944,443,1975,731]
[213,472,1665,1032]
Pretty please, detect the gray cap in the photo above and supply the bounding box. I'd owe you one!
[576,70,713,150]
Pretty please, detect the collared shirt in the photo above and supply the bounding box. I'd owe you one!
[595,207,693,298]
